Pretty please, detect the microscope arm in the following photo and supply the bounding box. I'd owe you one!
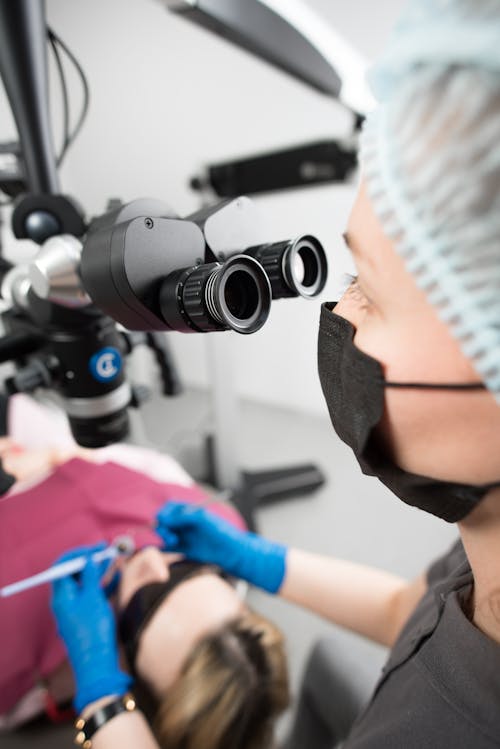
[163,0,374,115]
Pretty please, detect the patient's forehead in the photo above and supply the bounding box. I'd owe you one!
[136,573,244,695]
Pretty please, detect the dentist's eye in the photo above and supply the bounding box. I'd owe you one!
[338,273,358,296]
[343,274,374,310]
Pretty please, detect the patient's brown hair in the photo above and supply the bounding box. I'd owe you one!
[153,611,289,749]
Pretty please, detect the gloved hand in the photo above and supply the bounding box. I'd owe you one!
[155,501,287,593]
[51,543,132,713]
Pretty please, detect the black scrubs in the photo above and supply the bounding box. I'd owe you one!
[344,540,500,748]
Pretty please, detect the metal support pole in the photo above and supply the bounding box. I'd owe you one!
[206,332,242,490]
[0,0,60,194]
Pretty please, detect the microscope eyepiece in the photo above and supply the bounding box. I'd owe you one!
[203,255,271,334]
[160,255,271,334]
[246,235,327,300]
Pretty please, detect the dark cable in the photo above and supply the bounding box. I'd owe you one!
[47,27,90,166]
[48,29,70,165]
[1,28,88,204]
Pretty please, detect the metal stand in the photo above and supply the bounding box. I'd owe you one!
[205,333,324,532]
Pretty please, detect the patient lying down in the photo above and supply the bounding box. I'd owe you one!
[0,396,289,749]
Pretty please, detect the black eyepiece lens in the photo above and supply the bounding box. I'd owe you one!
[223,269,259,320]
[212,256,270,333]
[297,245,318,288]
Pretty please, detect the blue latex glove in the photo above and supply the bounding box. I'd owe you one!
[155,501,287,594]
[51,543,132,713]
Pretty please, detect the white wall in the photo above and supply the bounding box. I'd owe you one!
[0,0,404,415]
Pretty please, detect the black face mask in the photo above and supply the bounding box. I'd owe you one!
[317,302,500,522]
[118,559,224,675]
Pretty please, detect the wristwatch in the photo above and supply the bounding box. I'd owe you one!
[74,693,136,748]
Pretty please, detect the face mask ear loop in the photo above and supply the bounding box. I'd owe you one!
[383,381,486,390]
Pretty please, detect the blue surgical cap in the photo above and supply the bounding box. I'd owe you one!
[359,0,500,401]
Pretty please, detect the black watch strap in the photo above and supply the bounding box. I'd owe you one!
[74,694,136,748]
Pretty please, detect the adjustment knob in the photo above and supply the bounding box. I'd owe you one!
[30,235,91,308]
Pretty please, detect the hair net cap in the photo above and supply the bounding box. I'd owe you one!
[359,0,500,402]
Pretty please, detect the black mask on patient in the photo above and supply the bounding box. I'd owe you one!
[118,559,222,675]
[118,559,228,721]
[317,302,500,523]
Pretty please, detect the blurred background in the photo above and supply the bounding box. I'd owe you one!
[0,0,408,415]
